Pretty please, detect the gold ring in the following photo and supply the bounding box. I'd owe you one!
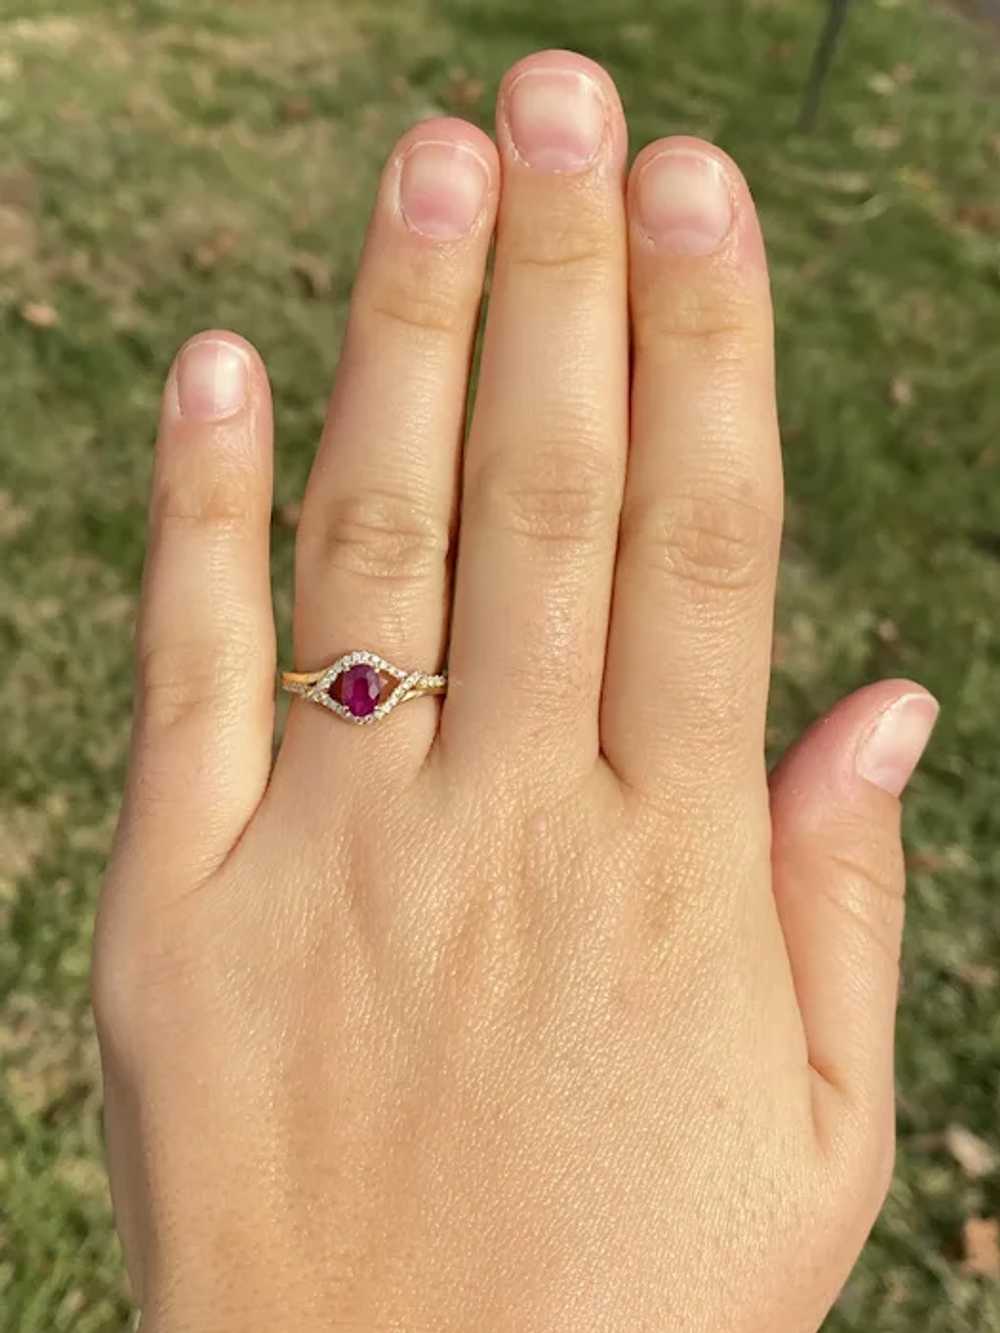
[281,650,446,725]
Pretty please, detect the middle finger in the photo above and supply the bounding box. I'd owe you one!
[445,51,629,772]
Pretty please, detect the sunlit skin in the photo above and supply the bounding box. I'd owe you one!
[94,50,938,1333]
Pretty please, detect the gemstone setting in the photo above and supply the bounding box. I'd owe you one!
[287,650,445,726]
[334,663,383,718]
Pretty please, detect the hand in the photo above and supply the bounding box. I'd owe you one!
[94,50,938,1333]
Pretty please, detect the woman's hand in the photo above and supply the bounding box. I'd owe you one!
[94,50,937,1333]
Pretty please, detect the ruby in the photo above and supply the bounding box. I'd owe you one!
[333,663,382,718]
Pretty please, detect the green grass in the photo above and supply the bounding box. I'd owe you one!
[1,0,999,1328]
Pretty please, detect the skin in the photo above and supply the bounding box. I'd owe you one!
[93,50,939,1333]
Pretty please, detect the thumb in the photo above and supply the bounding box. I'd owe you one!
[769,681,939,1132]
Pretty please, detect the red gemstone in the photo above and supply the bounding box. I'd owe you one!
[333,663,382,718]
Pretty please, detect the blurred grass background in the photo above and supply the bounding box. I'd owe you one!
[1,0,999,1328]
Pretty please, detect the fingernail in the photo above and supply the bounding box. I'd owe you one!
[855,693,940,797]
[399,140,490,239]
[505,68,605,173]
[176,339,249,421]
[635,149,734,255]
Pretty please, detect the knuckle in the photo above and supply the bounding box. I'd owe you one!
[362,265,474,341]
[137,638,247,733]
[93,898,221,1065]
[92,923,156,1060]
[90,938,127,1049]
[154,470,261,533]
[508,238,610,283]
[824,1095,896,1226]
[820,843,906,965]
[311,487,449,586]
[503,200,616,284]
[626,488,778,597]
[470,439,618,550]
[634,285,765,362]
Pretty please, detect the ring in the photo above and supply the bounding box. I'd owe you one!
[281,650,447,725]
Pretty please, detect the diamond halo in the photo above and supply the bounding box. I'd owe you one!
[281,650,446,726]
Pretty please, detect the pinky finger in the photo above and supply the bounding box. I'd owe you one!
[117,331,276,886]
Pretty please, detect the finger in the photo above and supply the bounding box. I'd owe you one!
[769,681,939,1139]
[120,331,275,884]
[445,51,629,770]
[604,139,782,796]
[289,118,498,762]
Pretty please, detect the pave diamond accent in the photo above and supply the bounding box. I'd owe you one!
[283,650,446,726]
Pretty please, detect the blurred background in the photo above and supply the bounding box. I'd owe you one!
[1,0,998,1328]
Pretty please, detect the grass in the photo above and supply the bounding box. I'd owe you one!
[1,0,999,1328]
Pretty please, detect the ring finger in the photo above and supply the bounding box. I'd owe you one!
[445,52,629,773]
[285,118,499,769]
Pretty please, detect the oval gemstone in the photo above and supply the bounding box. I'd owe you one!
[334,663,383,718]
